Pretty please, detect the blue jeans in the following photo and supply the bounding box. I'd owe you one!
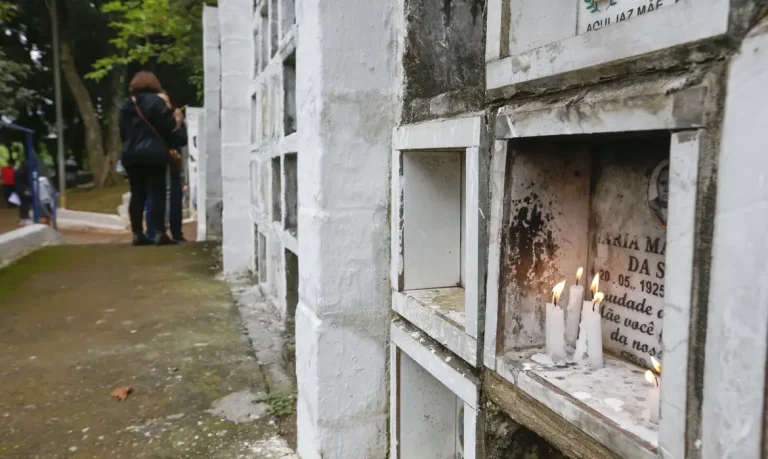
[145,168,183,240]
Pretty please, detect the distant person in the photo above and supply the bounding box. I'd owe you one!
[14,159,32,226]
[65,157,78,187]
[145,91,186,243]
[2,158,16,207]
[119,70,187,246]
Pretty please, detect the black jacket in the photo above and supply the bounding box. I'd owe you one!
[119,92,188,166]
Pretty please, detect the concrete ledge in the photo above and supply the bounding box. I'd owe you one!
[0,224,66,268]
[57,208,128,232]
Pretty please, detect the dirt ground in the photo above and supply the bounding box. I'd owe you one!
[0,243,296,458]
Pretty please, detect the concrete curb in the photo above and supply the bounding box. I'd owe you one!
[57,208,128,232]
[0,224,66,268]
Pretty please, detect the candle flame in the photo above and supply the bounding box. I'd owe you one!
[590,273,600,295]
[576,267,583,282]
[552,280,566,304]
[592,291,604,311]
[651,356,661,374]
[645,370,658,386]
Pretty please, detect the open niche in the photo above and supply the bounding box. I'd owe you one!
[390,321,481,459]
[492,132,671,459]
[391,115,487,367]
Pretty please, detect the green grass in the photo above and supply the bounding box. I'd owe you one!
[264,393,296,417]
[64,184,129,214]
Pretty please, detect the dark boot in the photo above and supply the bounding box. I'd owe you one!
[152,233,178,246]
[173,236,188,243]
[132,233,151,246]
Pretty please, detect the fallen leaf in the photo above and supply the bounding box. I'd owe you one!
[110,386,133,401]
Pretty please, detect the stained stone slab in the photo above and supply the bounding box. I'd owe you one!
[497,348,658,459]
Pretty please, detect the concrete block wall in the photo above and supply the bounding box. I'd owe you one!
[249,0,298,321]
[202,5,223,240]
[219,0,254,275]
[294,0,397,455]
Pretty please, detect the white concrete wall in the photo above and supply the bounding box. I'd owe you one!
[294,0,398,455]
[219,0,254,275]
[185,107,202,220]
[249,0,298,320]
[203,6,223,240]
[701,21,768,459]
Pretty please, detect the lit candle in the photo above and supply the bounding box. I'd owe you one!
[565,267,585,348]
[645,357,662,424]
[546,280,567,364]
[586,292,605,369]
[574,274,599,363]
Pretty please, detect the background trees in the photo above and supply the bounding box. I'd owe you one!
[0,0,211,187]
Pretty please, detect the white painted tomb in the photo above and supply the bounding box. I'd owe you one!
[390,320,482,459]
[484,76,704,459]
[391,114,490,367]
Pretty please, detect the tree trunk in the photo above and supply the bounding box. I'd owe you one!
[59,39,107,186]
[98,68,125,187]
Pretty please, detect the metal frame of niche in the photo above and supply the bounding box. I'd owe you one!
[390,114,491,367]
[485,0,729,90]
[390,320,482,459]
[483,76,706,459]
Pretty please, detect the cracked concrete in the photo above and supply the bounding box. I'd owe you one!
[0,243,296,458]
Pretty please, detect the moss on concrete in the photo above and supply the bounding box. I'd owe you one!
[0,243,290,458]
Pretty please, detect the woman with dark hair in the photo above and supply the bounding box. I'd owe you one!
[119,70,187,245]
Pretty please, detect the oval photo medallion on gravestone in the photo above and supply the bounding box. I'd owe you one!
[648,159,669,228]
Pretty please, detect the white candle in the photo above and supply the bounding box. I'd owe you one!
[586,292,605,369]
[546,303,566,363]
[575,274,599,364]
[546,281,567,364]
[573,300,592,363]
[565,284,584,348]
[645,370,660,424]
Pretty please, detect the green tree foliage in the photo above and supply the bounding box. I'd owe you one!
[87,0,215,95]
[0,49,35,119]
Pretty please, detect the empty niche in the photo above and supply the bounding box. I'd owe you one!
[284,249,298,333]
[253,224,260,277]
[258,232,267,284]
[494,132,671,450]
[251,93,258,145]
[402,150,466,324]
[255,30,261,73]
[260,7,269,70]
[284,153,297,236]
[396,351,465,458]
[250,161,259,206]
[283,52,297,136]
[270,0,278,57]
[271,157,282,222]
[280,0,296,37]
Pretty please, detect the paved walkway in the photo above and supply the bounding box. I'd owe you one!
[0,243,296,458]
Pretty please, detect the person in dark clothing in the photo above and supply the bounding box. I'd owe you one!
[119,70,187,246]
[145,91,186,242]
[13,159,32,225]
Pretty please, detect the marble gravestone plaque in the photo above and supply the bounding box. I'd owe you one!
[577,0,680,34]
[590,137,668,369]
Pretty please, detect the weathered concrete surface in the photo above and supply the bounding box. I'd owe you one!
[0,244,296,458]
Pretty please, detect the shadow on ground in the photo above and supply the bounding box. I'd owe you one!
[0,243,295,458]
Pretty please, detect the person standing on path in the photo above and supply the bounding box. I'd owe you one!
[1,158,16,208]
[145,91,186,243]
[119,71,187,246]
[13,158,32,225]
